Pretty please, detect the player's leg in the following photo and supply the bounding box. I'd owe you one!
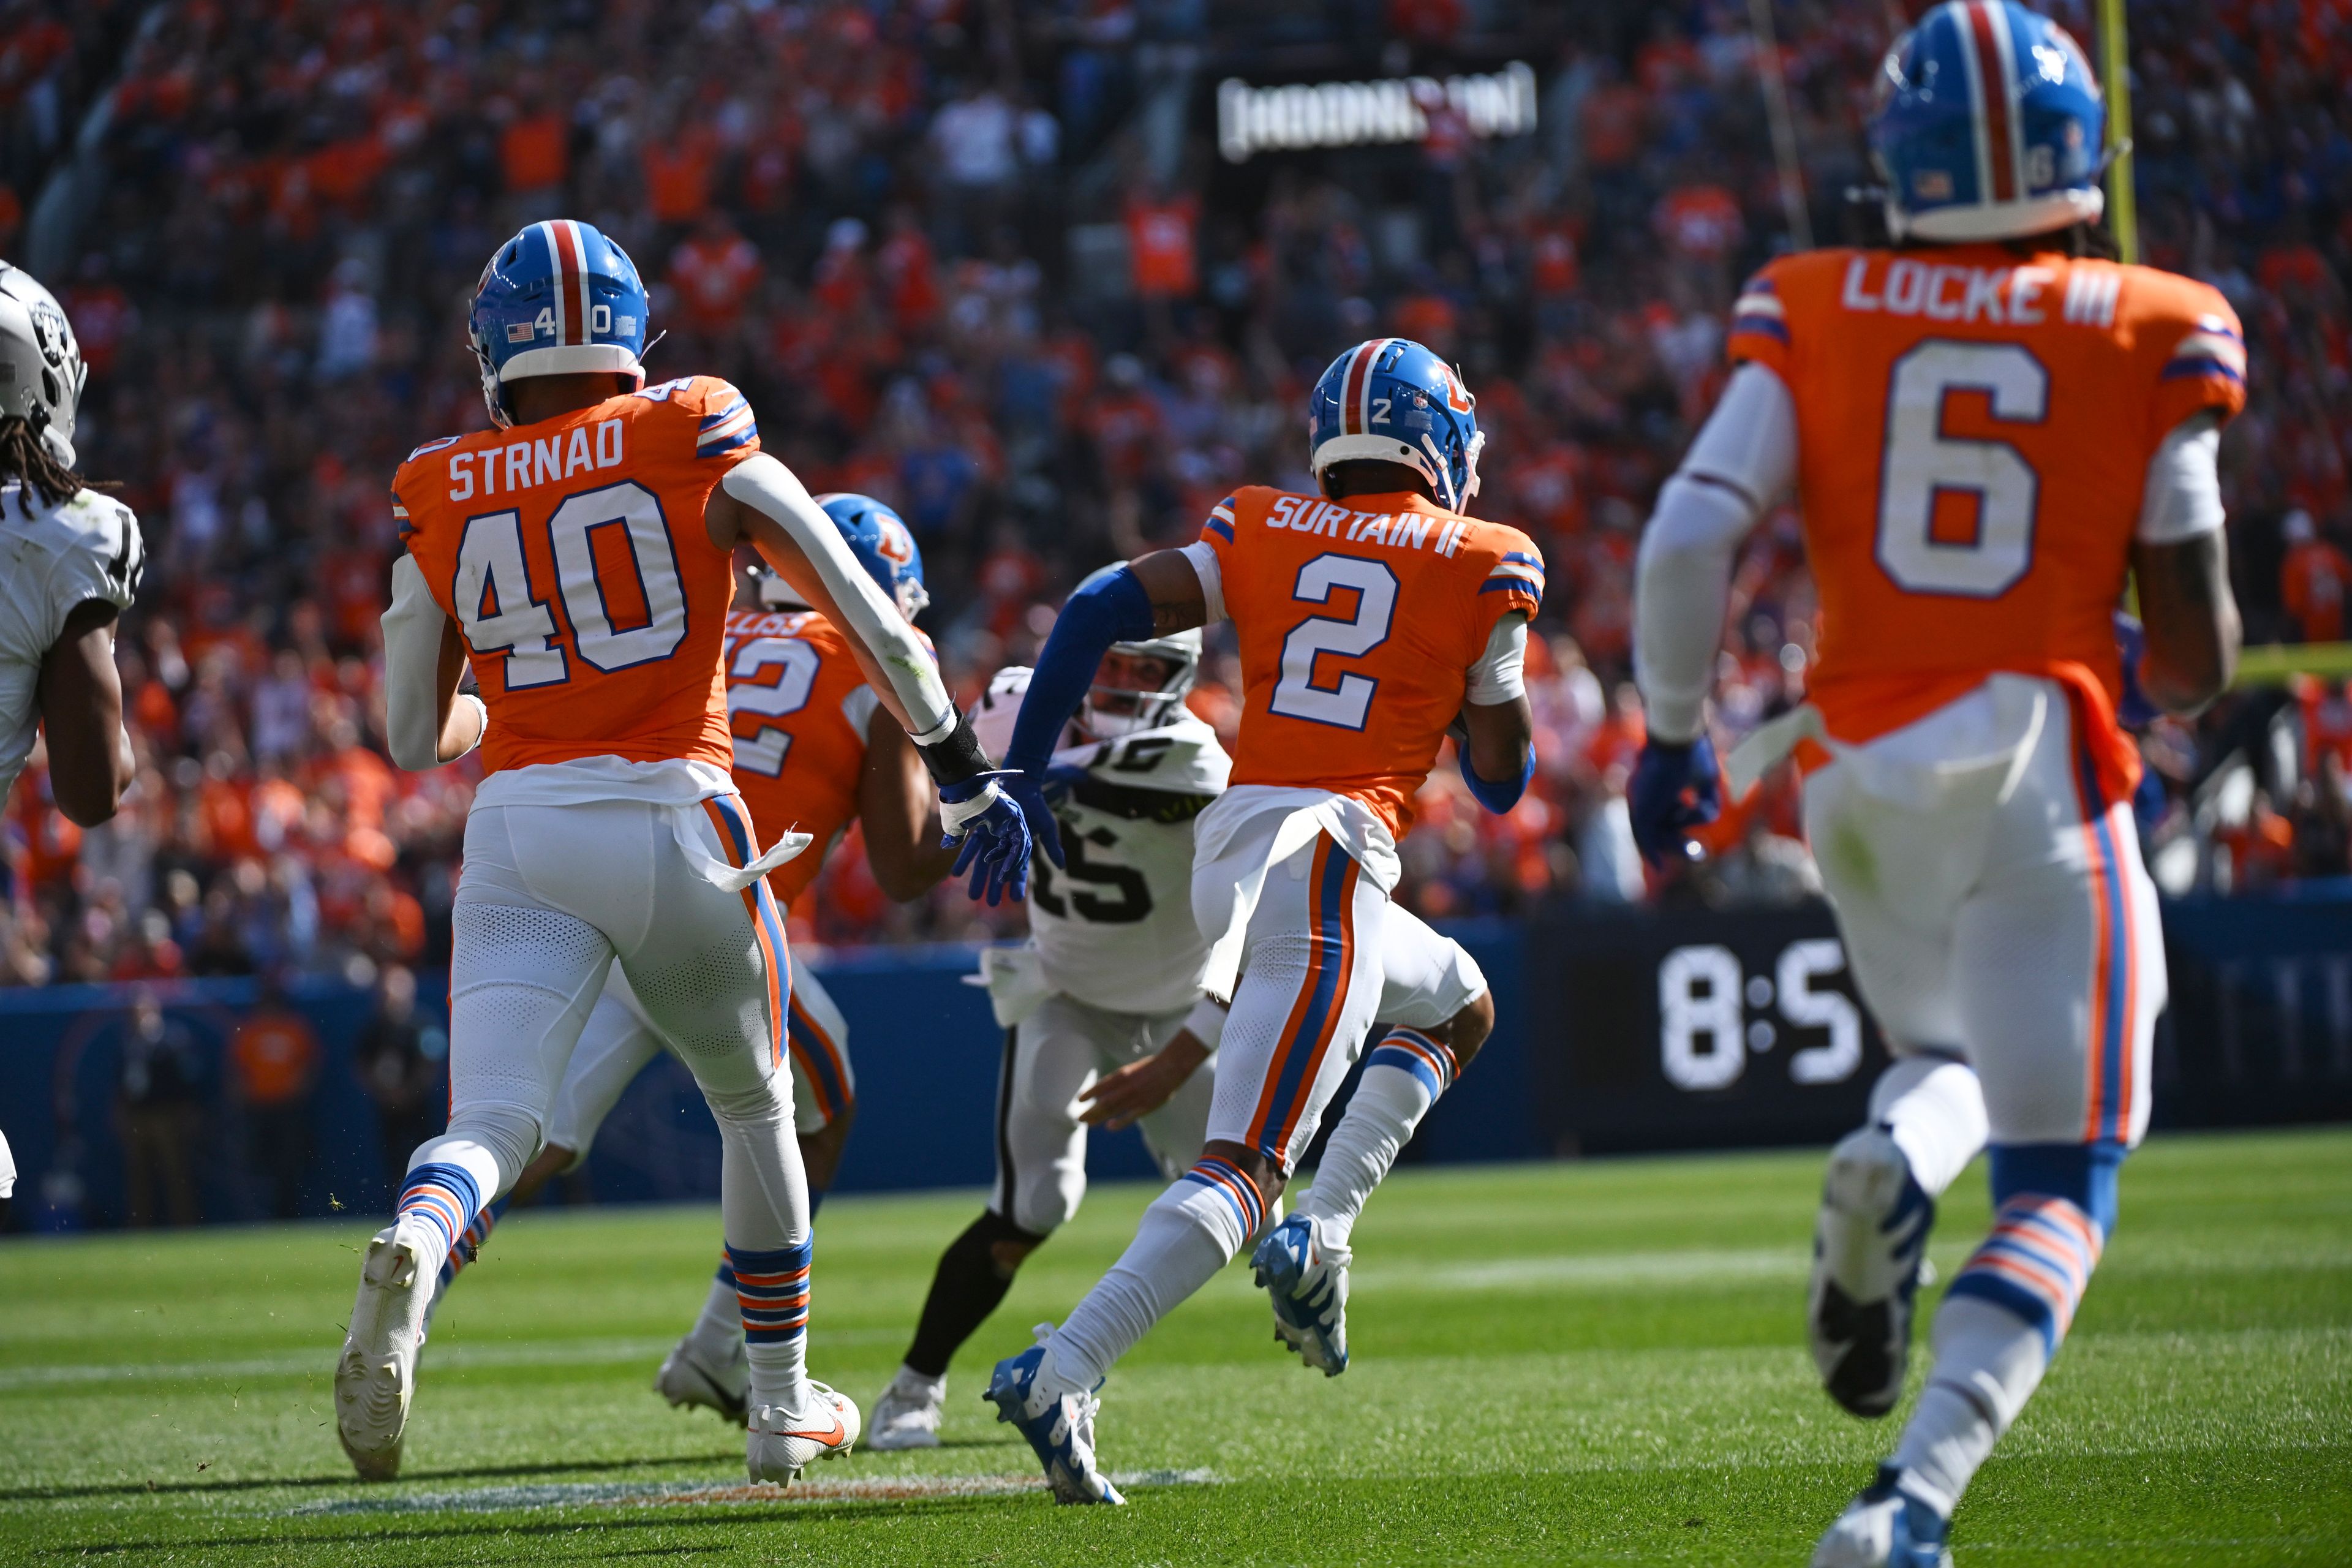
[1800,758,1992,1421]
[614,792,853,1481]
[427,976,666,1347]
[876,995,1099,1449]
[1815,706,2165,1566]
[336,802,619,1479]
[1254,907,1489,1373]
[783,969,856,1200]
[992,832,1384,1502]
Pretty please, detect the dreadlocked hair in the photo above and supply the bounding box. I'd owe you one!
[1,416,81,514]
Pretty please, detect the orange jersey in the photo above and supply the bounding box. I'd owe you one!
[393,375,763,775]
[1728,246,2246,797]
[1197,486,1544,836]
[720,606,880,904]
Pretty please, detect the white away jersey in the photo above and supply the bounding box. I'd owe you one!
[0,483,141,802]
[971,666,1231,1015]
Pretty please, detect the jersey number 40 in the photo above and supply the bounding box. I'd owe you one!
[454,480,688,685]
[1876,341,2048,598]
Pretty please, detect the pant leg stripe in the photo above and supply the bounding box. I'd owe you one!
[703,794,788,1069]
[786,990,852,1120]
[1246,836,1336,1152]
[1260,846,1362,1166]
[2091,810,2136,1143]
[990,1024,1019,1219]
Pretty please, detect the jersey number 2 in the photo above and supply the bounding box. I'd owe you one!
[454,481,688,686]
[728,636,821,777]
[1875,341,2048,598]
[1268,554,1398,731]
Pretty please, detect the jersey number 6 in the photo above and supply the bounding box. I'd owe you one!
[1269,553,1398,731]
[1875,341,2048,598]
[454,480,689,687]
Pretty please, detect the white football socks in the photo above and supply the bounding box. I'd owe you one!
[690,1265,741,1352]
[703,1074,814,1415]
[1889,1294,2050,1515]
[1869,1055,1988,1199]
[1042,1161,1262,1396]
[1299,1028,1457,1248]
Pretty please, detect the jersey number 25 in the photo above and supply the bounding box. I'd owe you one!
[1875,341,2047,598]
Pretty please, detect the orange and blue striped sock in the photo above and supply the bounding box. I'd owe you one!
[1299,1027,1458,1246]
[728,1238,811,1410]
[395,1161,483,1281]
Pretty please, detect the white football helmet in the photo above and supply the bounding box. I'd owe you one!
[0,261,87,466]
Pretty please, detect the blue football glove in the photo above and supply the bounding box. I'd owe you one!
[1628,736,1722,869]
[940,771,1038,906]
[2114,610,2159,731]
[1036,759,1091,810]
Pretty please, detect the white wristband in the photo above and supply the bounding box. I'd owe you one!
[939,778,1007,837]
[1182,995,1227,1051]
[455,693,489,760]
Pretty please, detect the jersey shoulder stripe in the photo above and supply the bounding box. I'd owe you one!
[1203,492,1237,543]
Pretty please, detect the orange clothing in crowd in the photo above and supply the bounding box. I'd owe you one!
[501,110,568,191]
[2282,537,2352,643]
[232,1009,320,1106]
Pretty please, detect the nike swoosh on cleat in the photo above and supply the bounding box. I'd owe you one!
[778,1414,846,1446]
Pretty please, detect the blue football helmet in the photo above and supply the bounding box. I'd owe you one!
[1308,337,1484,512]
[1869,1,2106,244]
[469,220,650,428]
[753,493,929,622]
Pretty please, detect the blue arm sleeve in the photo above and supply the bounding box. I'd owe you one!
[1005,567,1156,773]
[1460,744,1537,815]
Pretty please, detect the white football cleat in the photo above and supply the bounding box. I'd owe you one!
[655,1333,750,1426]
[1812,1466,1954,1567]
[866,1365,946,1451]
[334,1222,434,1480]
[745,1382,861,1483]
[1809,1128,1935,1418]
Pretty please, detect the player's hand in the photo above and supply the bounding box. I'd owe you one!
[2113,611,2160,731]
[1079,1031,1210,1131]
[1003,767,1065,869]
[1036,760,1090,810]
[940,771,1033,905]
[1629,735,1722,869]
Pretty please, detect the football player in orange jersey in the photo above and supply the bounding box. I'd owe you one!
[341,222,1028,1485]
[1627,9,2244,1563]
[976,338,1540,1502]
[415,496,956,1427]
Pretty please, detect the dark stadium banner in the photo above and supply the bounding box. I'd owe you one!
[1523,891,2352,1156]
[1524,902,1891,1156]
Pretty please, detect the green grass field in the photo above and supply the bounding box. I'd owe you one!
[4,1128,2347,1566]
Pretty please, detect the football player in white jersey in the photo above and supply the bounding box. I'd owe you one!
[0,262,140,828]
[865,619,1237,1449]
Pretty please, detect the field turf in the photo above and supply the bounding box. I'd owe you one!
[3,1127,2347,1566]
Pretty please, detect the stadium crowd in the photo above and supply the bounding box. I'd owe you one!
[2,0,2348,990]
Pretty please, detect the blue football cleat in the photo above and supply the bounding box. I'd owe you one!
[984,1326,1125,1506]
[1811,1465,1953,1568]
[1251,1213,1351,1376]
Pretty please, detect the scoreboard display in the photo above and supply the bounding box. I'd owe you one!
[1523,902,1893,1155]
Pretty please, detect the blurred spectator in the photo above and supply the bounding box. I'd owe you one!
[2280,511,2352,644]
[0,0,2338,990]
[228,974,319,1219]
[112,990,204,1227]
[355,964,443,1201]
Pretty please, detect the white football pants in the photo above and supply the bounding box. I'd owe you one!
[547,965,854,1155]
[1804,676,2165,1148]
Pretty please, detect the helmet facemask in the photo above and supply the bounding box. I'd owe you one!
[1078,642,1198,741]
